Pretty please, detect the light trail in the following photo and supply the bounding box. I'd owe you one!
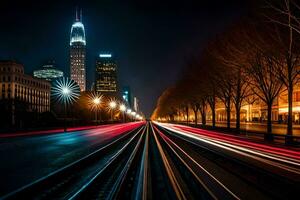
[155,122,300,175]
[0,122,145,138]
[1,124,145,200]
[173,125,300,159]
[150,123,187,200]
[84,122,145,137]
[152,124,239,200]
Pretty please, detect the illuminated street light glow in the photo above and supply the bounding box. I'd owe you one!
[52,77,80,104]
[120,104,126,112]
[107,99,117,121]
[62,87,70,95]
[52,77,80,132]
[119,104,126,122]
[127,109,132,114]
[87,92,103,124]
[109,101,117,109]
[93,98,100,105]
[87,92,103,111]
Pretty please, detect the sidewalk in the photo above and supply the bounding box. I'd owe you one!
[203,121,300,136]
[175,122,300,148]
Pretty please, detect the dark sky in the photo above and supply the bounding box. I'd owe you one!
[0,0,247,117]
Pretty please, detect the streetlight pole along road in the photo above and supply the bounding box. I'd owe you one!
[109,100,117,122]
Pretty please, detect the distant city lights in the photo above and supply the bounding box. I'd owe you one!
[99,54,112,58]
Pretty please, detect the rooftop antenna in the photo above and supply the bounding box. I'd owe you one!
[75,7,79,21]
[80,9,82,21]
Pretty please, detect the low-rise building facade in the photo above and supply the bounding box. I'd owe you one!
[0,61,51,113]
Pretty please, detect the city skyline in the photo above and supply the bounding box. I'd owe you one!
[0,0,246,117]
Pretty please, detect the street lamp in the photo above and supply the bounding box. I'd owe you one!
[52,77,80,132]
[126,109,132,121]
[136,114,140,120]
[88,93,103,125]
[119,104,126,122]
[109,100,117,121]
[93,98,100,124]
[131,111,136,121]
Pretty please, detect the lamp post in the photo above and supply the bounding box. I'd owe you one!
[93,97,101,124]
[62,87,70,132]
[52,78,80,132]
[88,92,103,125]
[109,101,117,122]
[131,111,136,121]
[127,109,132,121]
[119,104,126,123]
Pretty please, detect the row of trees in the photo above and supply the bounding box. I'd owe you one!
[152,0,300,142]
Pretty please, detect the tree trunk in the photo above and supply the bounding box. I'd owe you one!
[193,109,198,126]
[226,97,231,129]
[235,68,241,133]
[201,111,206,126]
[209,97,216,128]
[266,102,273,141]
[186,105,189,125]
[286,83,293,143]
[236,104,240,133]
[212,103,216,128]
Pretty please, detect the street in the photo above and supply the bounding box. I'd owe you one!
[0,122,299,199]
[0,122,143,196]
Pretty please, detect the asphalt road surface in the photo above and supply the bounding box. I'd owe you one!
[0,121,299,199]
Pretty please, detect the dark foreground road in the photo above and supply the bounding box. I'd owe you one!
[0,121,299,199]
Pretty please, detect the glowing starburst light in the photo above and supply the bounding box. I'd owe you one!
[88,92,103,111]
[52,77,80,104]
[109,101,117,109]
[119,104,126,112]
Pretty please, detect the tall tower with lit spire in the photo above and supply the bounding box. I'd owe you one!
[70,8,86,91]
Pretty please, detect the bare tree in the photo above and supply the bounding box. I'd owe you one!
[264,0,300,142]
[207,89,216,128]
[190,101,200,125]
[247,51,283,140]
[211,24,256,132]
[231,66,252,132]
[217,75,232,129]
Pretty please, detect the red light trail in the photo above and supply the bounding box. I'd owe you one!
[155,122,300,175]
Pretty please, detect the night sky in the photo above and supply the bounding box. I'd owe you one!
[0,0,247,117]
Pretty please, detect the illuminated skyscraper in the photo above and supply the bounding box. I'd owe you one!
[70,9,86,91]
[95,54,118,94]
[133,97,139,113]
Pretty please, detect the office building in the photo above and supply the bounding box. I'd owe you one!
[70,9,86,91]
[95,54,118,94]
[133,97,139,112]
